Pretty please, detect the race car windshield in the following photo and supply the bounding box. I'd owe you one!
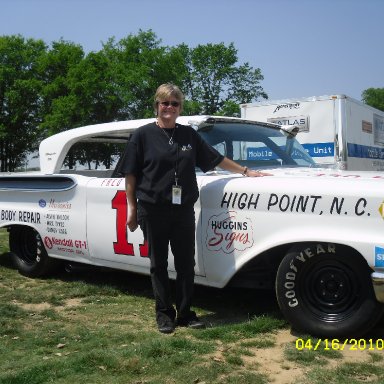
[198,121,316,168]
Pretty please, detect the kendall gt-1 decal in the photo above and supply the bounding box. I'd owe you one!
[44,236,87,256]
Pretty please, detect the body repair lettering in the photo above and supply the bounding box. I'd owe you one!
[19,211,41,224]
[1,210,16,221]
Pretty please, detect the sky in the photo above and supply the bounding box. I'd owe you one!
[1,0,383,102]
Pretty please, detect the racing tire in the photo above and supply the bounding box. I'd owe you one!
[276,243,383,338]
[9,226,60,277]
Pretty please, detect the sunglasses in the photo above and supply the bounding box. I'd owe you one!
[159,101,180,107]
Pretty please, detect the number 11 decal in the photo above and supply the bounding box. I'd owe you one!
[112,191,148,257]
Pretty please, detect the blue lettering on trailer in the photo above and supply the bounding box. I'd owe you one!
[246,142,384,161]
[301,143,334,158]
[246,142,334,161]
[348,143,384,160]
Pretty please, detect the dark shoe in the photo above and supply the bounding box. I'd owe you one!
[157,319,175,334]
[176,316,206,329]
[156,308,176,334]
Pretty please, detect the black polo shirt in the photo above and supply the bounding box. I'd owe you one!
[119,122,224,206]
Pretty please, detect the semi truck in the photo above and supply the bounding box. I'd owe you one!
[240,94,384,171]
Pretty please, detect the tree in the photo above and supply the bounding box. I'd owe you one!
[0,35,46,171]
[38,39,84,136]
[102,30,186,119]
[362,88,384,112]
[176,42,267,115]
[41,50,119,136]
[0,31,270,169]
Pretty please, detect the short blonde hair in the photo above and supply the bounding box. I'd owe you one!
[154,83,184,113]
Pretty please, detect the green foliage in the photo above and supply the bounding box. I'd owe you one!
[0,30,268,169]
[362,87,384,111]
[38,39,85,135]
[178,42,267,115]
[0,35,46,171]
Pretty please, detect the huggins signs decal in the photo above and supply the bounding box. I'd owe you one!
[206,211,254,253]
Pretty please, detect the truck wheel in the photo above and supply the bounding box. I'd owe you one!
[275,243,383,338]
[9,226,59,277]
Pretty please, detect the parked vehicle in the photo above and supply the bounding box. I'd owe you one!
[240,94,384,171]
[1,116,383,337]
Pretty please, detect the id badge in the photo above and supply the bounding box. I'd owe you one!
[172,185,182,205]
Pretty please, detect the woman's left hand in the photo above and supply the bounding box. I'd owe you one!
[246,169,273,177]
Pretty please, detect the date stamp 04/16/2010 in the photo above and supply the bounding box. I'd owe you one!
[295,338,384,351]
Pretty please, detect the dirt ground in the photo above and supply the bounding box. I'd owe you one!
[242,327,383,384]
[11,293,384,384]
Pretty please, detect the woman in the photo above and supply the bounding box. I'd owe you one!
[120,83,270,334]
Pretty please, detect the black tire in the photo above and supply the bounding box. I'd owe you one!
[9,226,60,277]
[276,243,383,338]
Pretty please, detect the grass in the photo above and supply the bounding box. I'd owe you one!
[1,228,384,383]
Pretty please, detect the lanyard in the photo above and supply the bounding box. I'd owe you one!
[174,139,179,186]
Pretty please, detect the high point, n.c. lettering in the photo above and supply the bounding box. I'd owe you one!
[220,192,260,210]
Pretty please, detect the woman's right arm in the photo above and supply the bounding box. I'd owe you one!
[125,174,138,232]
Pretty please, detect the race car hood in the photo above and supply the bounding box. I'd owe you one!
[261,166,384,181]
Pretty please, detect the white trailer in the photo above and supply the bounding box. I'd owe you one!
[240,94,384,171]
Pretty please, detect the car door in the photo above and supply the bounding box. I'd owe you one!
[86,177,206,277]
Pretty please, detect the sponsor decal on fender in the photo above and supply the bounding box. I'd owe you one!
[206,211,253,253]
[378,201,384,219]
[44,236,87,250]
[375,246,384,267]
[48,198,72,210]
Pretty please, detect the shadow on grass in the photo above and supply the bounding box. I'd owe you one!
[2,251,383,335]
[0,251,282,328]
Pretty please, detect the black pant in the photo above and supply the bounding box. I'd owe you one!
[138,201,196,323]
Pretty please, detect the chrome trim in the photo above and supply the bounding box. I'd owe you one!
[371,272,384,303]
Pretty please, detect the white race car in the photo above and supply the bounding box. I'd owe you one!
[1,116,383,337]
